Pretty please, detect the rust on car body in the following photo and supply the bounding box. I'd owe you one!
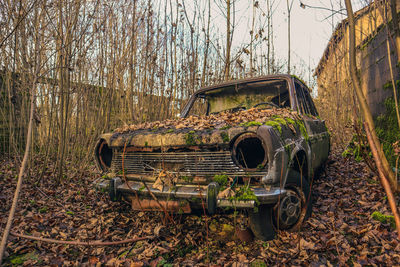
[129,197,192,213]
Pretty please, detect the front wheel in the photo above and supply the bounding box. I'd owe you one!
[274,170,312,231]
[249,205,276,241]
[249,170,312,240]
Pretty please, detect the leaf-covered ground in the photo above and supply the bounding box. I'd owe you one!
[0,151,399,266]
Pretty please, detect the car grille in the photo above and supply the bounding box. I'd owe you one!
[111,150,267,177]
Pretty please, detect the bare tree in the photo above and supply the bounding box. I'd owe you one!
[390,0,400,60]
[344,0,398,191]
[0,0,43,262]
[286,0,294,74]
[224,0,232,80]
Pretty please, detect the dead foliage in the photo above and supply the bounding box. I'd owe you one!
[115,107,299,133]
[1,151,399,266]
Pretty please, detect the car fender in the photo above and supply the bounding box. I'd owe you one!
[257,125,289,185]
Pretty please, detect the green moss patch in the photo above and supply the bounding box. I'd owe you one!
[220,125,231,130]
[295,119,308,141]
[341,134,366,162]
[220,131,230,143]
[372,211,395,229]
[181,176,194,183]
[185,131,200,146]
[240,121,262,127]
[285,117,295,124]
[230,186,260,206]
[8,251,40,265]
[383,80,400,91]
[375,97,400,167]
[213,174,228,186]
[273,117,287,126]
[264,120,282,133]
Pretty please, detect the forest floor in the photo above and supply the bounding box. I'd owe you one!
[0,150,399,266]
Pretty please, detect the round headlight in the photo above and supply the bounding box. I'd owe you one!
[95,139,113,171]
[232,133,268,170]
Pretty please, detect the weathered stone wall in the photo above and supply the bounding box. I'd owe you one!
[314,1,400,147]
[314,23,354,146]
[359,26,398,116]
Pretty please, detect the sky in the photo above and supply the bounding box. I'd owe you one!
[206,0,368,87]
[269,0,365,76]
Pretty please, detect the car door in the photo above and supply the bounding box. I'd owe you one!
[294,80,329,171]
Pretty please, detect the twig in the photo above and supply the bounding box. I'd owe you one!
[330,215,343,261]
[141,180,175,224]
[364,122,400,239]
[353,122,377,173]
[198,184,209,263]
[396,156,399,183]
[10,231,154,246]
[0,0,40,49]
[386,21,400,130]
[122,139,134,192]
[122,138,173,224]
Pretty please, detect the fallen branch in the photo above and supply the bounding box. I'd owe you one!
[141,180,175,224]
[364,122,400,239]
[10,231,154,246]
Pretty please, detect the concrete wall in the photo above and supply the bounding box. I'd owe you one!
[359,26,398,116]
[314,1,400,146]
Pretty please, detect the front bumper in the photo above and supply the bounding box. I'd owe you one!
[94,178,286,213]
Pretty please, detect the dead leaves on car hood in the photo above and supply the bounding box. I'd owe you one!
[115,107,299,133]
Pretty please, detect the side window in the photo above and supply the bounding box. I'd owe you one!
[295,82,311,115]
[187,96,208,116]
[302,86,319,116]
[295,81,318,116]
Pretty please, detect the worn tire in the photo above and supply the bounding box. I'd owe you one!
[274,170,312,231]
[249,205,276,241]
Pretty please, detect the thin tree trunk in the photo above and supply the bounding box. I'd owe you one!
[201,0,211,87]
[224,0,231,80]
[385,1,400,135]
[344,0,398,191]
[286,0,293,74]
[266,0,271,74]
[250,0,255,76]
[365,122,400,239]
[0,35,40,267]
[386,37,400,130]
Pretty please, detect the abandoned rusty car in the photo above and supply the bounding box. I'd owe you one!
[94,74,330,240]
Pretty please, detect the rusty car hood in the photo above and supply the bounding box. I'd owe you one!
[100,108,301,148]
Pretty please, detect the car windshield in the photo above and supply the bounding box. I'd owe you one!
[186,79,290,116]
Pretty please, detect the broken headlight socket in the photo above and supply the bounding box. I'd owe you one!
[95,139,113,172]
[231,132,268,171]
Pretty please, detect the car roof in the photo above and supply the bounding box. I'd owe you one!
[195,74,293,95]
